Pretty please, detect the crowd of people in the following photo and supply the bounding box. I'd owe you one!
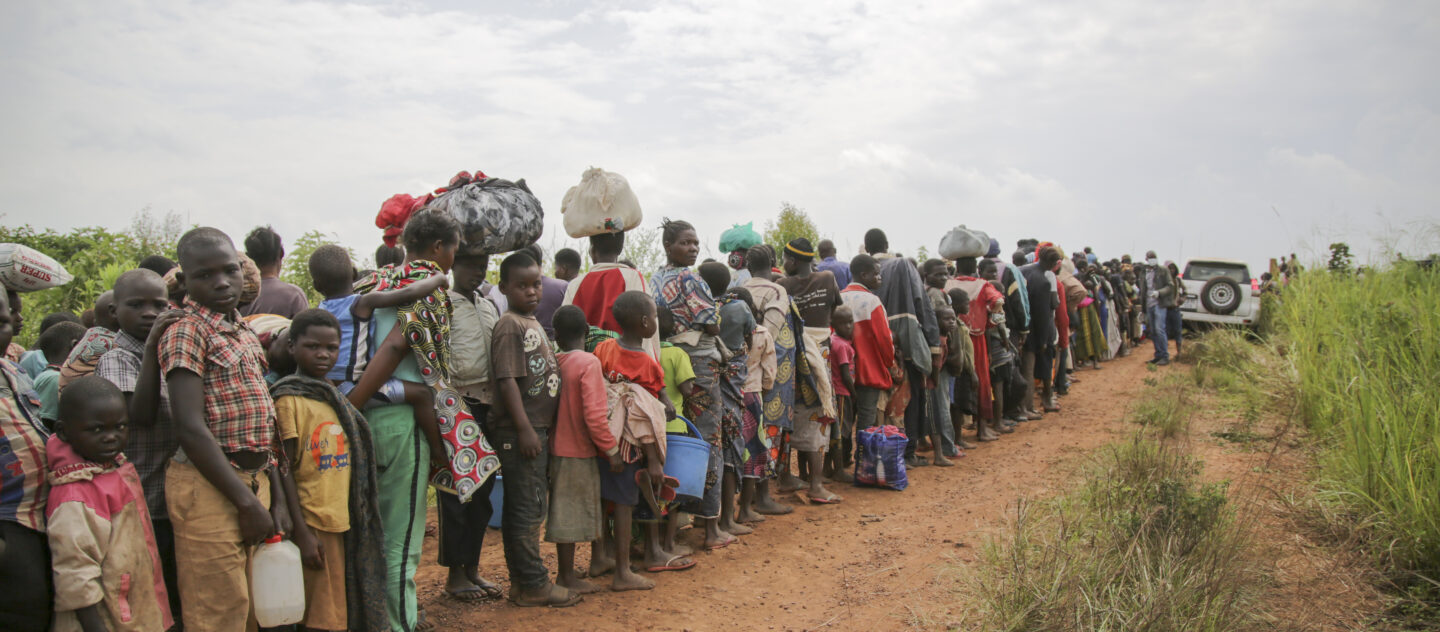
[0,211,1185,632]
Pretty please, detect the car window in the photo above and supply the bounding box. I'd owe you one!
[1183,263,1250,284]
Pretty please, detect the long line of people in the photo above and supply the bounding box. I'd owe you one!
[0,211,1176,632]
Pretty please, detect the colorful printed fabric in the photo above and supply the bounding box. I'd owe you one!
[0,360,46,531]
[740,391,767,478]
[58,327,115,390]
[354,261,497,502]
[650,265,718,336]
[715,355,747,470]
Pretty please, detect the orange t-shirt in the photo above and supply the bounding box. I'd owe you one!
[593,339,666,399]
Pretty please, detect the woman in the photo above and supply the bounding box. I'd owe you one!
[649,218,737,550]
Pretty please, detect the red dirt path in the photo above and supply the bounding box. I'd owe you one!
[416,353,1152,631]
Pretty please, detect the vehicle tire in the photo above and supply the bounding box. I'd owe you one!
[1200,277,1241,315]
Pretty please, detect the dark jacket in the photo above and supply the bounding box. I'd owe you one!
[1137,265,1177,309]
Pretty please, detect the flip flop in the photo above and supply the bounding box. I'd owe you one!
[467,576,504,599]
[810,492,843,505]
[445,585,487,602]
[646,554,696,573]
[706,535,738,551]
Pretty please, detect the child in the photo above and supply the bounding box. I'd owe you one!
[33,321,87,427]
[826,305,857,481]
[839,255,897,464]
[57,290,117,390]
[930,304,963,463]
[437,251,503,601]
[652,304,707,552]
[548,306,622,594]
[273,309,386,632]
[46,376,172,632]
[697,262,757,536]
[490,251,576,607]
[308,244,445,439]
[738,289,780,524]
[593,292,693,581]
[0,288,53,632]
[159,227,290,632]
[94,269,185,622]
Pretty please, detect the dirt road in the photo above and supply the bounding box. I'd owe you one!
[416,352,1154,631]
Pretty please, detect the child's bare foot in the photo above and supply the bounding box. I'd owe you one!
[558,575,603,595]
[931,453,955,467]
[705,531,738,550]
[736,505,766,523]
[718,517,753,535]
[611,572,655,592]
[777,474,805,493]
[754,495,793,515]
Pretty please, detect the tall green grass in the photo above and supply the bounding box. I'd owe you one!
[969,378,1268,631]
[1275,264,1440,577]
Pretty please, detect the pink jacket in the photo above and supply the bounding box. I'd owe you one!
[45,435,172,632]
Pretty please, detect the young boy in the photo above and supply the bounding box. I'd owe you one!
[33,321,86,427]
[307,244,445,433]
[592,292,692,583]
[46,376,172,632]
[826,305,857,481]
[94,269,185,621]
[548,306,622,594]
[930,304,964,462]
[159,227,290,631]
[839,255,897,463]
[490,251,576,607]
[273,308,386,632]
[437,251,504,601]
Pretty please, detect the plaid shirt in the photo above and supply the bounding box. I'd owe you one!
[158,298,277,460]
[96,331,177,519]
[0,359,47,531]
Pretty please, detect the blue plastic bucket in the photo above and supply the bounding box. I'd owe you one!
[664,417,710,501]
[487,475,504,528]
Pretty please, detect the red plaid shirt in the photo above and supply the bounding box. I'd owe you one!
[158,298,277,459]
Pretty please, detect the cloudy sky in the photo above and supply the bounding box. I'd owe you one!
[3,0,1437,269]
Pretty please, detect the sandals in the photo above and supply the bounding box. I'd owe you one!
[646,554,696,573]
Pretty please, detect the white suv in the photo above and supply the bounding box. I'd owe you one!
[1178,259,1261,327]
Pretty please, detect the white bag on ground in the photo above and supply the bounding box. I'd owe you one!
[425,177,545,256]
[561,168,643,238]
[0,243,72,292]
[938,225,991,260]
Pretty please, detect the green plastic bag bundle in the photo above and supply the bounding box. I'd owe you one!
[718,222,762,253]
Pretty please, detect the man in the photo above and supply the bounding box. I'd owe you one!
[815,239,851,289]
[863,229,940,467]
[1136,250,1175,366]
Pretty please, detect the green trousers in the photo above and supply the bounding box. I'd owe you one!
[368,404,430,632]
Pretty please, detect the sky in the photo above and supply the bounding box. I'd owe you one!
[3,0,1438,270]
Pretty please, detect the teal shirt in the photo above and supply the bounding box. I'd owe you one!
[371,307,424,383]
[34,368,59,424]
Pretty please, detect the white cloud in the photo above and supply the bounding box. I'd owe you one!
[2,0,1438,272]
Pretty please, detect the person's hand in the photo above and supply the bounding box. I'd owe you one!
[144,310,185,351]
[607,452,625,474]
[238,499,276,545]
[1149,290,1159,299]
[518,427,542,459]
[270,495,293,540]
[295,528,325,570]
[429,438,449,469]
[647,460,665,495]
